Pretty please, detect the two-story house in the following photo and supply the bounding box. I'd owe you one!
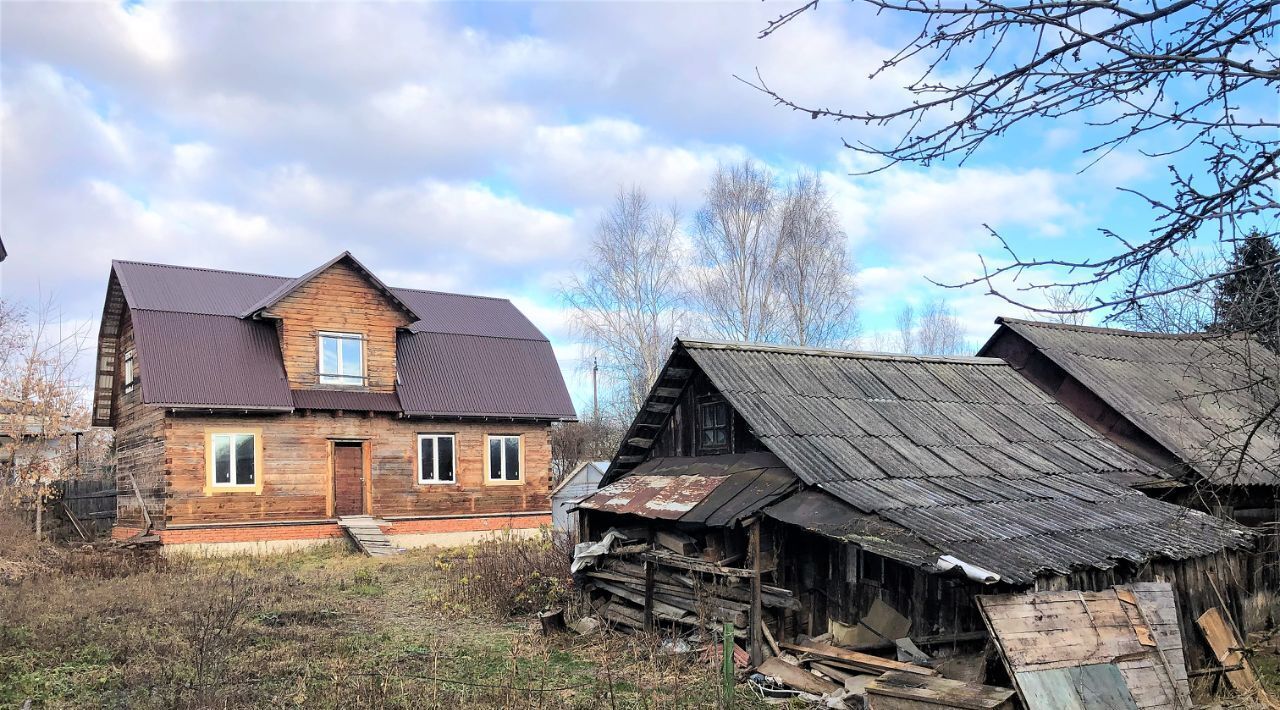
[94,252,576,554]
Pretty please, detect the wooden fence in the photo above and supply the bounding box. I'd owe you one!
[56,470,116,539]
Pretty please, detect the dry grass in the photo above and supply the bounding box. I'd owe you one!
[0,526,765,709]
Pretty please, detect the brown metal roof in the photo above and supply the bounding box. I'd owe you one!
[603,339,1252,584]
[132,311,293,410]
[987,317,1280,486]
[291,389,402,413]
[580,452,797,527]
[100,258,575,420]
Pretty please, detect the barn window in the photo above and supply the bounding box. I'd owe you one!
[122,350,137,394]
[210,432,257,487]
[487,435,522,482]
[698,399,730,453]
[318,332,364,386]
[418,434,456,484]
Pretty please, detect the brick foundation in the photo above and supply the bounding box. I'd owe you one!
[109,512,552,554]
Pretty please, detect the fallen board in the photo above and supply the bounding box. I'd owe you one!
[865,671,1017,710]
[1196,607,1274,706]
[780,641,937,676]
[756,657,840,696]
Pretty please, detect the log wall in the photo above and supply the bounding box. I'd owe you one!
[162,412,553,526]
[112,308,167,530]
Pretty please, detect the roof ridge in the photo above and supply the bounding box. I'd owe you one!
[114,259,290,281]
[409,329,549,344]
[393,285,513,303]
[995,316,1234,341]
[678,338,1005,365]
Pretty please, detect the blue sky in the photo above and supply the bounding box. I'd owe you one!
[0,1,1178,412]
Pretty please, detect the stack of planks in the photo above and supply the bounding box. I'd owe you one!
[578,532,798,634]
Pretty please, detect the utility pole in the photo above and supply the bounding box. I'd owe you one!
[592,358,599,423]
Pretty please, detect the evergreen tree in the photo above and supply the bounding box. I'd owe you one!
[1211,232,1280,351]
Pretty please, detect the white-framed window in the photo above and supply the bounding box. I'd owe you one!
[318,332,364,386]
[487,435,522,482]
[122,350,137,394]
[418,434,456,484]
[211,432,257,487]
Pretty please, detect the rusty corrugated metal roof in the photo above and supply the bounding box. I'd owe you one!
[580,452,797,527]
[987,317,1280,486]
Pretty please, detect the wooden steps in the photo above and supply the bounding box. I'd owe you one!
[337,516,401,556]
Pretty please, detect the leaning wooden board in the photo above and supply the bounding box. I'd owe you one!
[977,584,1190,710]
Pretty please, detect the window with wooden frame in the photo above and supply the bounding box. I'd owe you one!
[417,434,456,484]
[697,398,730,454]
[122,350,137,394]
[318,332,365,386]
[209,432,259,489]
[487,435,522,482]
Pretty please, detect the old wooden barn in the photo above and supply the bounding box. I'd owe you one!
[575,339,1253,667]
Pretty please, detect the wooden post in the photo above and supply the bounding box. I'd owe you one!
[748,518,763,666]
[721,621,735,709]
[643,525,656,632]
[34,487,43,542]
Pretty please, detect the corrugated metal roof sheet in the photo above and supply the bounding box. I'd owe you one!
[396,332,576,418]
[132,311,292,410]
[604,339,1252,585]
[579,452,797,527]
[291,389,402,412]
[990,318,1280,485]
[103,259,574,419]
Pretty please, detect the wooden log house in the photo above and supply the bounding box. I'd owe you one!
[94,252,576,553]
[576,339,1253,665]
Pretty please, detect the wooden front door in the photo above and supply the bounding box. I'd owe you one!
[332,442,365,516]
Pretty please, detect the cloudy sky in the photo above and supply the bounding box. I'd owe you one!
[1,1,1169,411]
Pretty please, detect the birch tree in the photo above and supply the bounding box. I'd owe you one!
[563,188,688,417]
[774,171,859,347]
[691,160,782,343]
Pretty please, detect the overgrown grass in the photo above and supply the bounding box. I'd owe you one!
[0,519,765,709]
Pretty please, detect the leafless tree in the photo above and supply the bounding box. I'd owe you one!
[774,171,860,346]
[691,160,783,342]
[550,420,623,481]
[1037,287,1095,326]
[0,296,98,537]
[745,0,1278,323]
[563,188,688,418]
[896,298,968,355]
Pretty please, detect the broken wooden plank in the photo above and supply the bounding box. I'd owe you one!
[756,657,840,696]
[865,671,1017,710]
[781,641,937,677]
[1197,607,1273,704]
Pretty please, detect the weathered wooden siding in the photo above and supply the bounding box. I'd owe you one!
[266,261,412,392]
[162,412,552,526]
[652,370,766,458]
[112,307,167,530]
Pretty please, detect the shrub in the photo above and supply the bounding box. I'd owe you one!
[437,528,574,618]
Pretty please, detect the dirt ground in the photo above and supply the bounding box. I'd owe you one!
[0,539,769,709]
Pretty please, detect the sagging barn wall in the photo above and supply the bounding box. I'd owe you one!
[580,507,1249,669]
